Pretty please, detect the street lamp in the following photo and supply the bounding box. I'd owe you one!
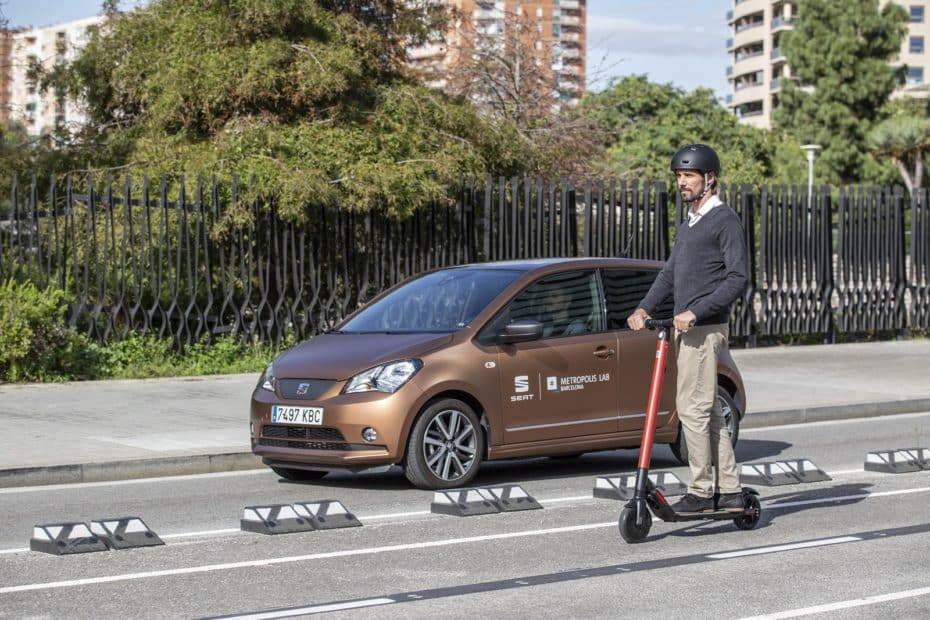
[801,144,821,208]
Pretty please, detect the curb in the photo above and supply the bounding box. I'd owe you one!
[2,400,929,490]
[742,398,930,429]
[0,452,262,489]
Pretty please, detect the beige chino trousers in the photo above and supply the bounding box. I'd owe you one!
[674,323,741,498]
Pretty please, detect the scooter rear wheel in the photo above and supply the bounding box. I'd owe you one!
[733,494,761,530]
[619,506,652,543]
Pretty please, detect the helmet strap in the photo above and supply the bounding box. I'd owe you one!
[682,172,714,204]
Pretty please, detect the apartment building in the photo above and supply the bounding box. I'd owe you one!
[0,29,19,123]
[727,0,930,129]
[7,15,103,137]
[408,0,586,107]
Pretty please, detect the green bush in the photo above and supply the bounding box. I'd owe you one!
[0,278,106,381]
[0,277,285,382]
[101,333,281,379]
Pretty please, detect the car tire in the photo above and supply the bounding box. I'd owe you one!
[404,398,483,490]
[270,466,328,481]
[670,388,740,466]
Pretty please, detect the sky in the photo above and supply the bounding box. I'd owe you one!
[0,0,732,101]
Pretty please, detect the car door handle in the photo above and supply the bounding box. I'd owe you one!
[593,348,616,359]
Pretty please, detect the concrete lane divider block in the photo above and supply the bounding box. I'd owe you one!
[864,449,925,474]
[913,447,930,470]
[240,504,316,535]
[593,474,636,500]
[90,517,164,550]
[651,471,687,497]
[292,500,362,530]
[593,471,686,500]
[740,461,803,486]
[431,488,501,517]
[781,459,832,483]
[31,522,109,555]
[482,484,542,512]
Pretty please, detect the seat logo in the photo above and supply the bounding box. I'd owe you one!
[514,375,529,393]
[296,382,311,395]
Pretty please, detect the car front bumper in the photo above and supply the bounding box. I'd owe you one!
[250,383,423,469]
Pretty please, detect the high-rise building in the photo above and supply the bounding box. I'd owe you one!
[727,0,930,129]
[7,16,104,137]
[408,1,586,108]
[0,29,21,124]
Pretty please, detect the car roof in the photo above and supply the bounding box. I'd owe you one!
[451,257,664,272]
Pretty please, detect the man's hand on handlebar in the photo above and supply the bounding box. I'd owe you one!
[674,310,697,333]
[627,308,650,331]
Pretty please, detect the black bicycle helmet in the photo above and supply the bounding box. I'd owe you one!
[670,144,721,176]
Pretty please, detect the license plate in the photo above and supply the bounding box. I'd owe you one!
[271,405,324,426]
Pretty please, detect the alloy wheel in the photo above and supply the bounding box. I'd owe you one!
[422,408,478,481]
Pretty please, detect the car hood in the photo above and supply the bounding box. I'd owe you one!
[273,332,455,380]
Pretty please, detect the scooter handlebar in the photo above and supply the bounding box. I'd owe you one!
[643,318,675,330]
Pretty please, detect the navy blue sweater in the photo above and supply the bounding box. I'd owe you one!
[639,203,748,325]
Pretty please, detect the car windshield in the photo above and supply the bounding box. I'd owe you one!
[339,268,523,333]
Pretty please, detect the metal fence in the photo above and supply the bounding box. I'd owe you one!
[1,174,928,349]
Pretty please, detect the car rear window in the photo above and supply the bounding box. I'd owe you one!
[340,268,523,333]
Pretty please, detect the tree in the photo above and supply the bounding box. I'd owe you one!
[774,0,908,185]
[868,115,930,192]
[442,9,554,131]
[40,0,531,219]
[581,76,777,188]
[427,7,602,178]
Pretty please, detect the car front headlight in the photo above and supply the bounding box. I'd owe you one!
[258,362,276,392]
[343,359,422,394]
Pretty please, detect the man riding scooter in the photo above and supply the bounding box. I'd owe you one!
[627,144,749,515]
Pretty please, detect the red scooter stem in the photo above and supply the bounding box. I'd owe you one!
[636,328,670,470]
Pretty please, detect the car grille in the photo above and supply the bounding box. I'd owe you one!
[258,438,351,451]
[259,425,352,451]
[262,425,346,441]
[277,379,338,400]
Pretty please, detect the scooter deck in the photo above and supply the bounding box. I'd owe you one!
[658,508,747,522]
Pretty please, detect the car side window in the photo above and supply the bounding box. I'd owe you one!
[602,269,674,330]
[506,270,604,338]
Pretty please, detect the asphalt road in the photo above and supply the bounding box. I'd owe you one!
[1,412,929,619]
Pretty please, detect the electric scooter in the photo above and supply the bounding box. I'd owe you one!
[618,318,761,543]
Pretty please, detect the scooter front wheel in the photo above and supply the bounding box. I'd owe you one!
[733,494,762,530]
[619,506,652,543]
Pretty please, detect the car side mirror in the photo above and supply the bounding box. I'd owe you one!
[497,320,543,344]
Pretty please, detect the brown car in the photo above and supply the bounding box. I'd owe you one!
[250,258,746,489]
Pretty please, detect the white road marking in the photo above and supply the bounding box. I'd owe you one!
[3,484,929,555]
[160,528,241,540]
[221,597,396,619]
[357,510,430,521]
[0,522,616,594]
[3,484,929,590]
[824,468,864,476]
[738,585,930,619]
[742,410,930,433]
[766,486,930,509]
[538,495,593,504]
[707,536,861,559]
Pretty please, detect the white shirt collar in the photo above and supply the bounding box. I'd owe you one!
[688,194,722,227]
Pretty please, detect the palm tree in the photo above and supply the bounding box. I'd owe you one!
[867,115,930,193]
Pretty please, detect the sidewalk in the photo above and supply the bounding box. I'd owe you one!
[1,339,929,488]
